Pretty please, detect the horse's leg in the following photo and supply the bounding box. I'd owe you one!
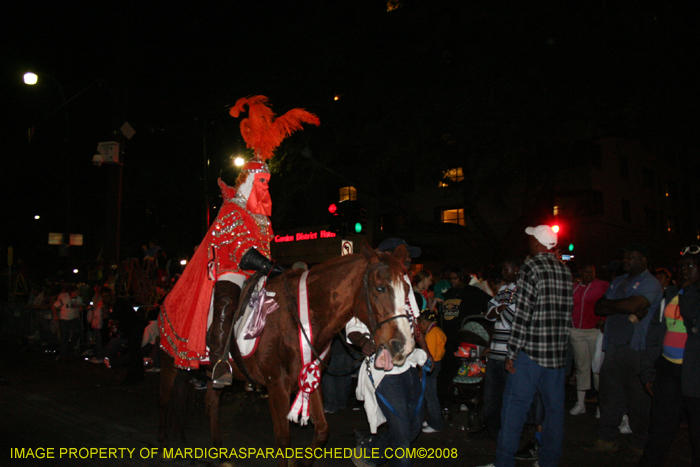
[301,390,329,467]
[173,370,190,444]
[205,380,224,448]
[267,384,293,467]
[158,350,178,450]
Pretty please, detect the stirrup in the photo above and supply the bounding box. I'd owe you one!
[211,359,233,389]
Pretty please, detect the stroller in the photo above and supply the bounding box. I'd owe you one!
[444,315,493,427]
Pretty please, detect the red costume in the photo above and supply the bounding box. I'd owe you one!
[159,179,273,369]
[159,95,319,372]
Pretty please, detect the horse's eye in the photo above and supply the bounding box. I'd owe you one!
[376,286,386,293]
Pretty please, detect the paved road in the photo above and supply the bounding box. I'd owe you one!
[0,342,693,467]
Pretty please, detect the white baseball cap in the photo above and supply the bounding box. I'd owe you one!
[525,225,557,249]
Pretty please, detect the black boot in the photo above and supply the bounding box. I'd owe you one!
[208,281,241,389]
[240,248,285,278]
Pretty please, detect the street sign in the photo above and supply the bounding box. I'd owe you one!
[341,240,353,256]
[120,121,135,140]
[48,233,63,245]
[97,141,120,163]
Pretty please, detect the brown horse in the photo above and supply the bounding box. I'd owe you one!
[158,242,416,465]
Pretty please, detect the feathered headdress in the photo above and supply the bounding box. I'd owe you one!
[229,95,320,166]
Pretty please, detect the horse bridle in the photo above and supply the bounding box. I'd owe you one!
[360,261,411,335]
[280,258,410,367]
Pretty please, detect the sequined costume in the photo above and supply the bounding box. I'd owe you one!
[159,178,273,369]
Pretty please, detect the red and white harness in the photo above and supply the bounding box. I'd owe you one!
[287,271,330,425]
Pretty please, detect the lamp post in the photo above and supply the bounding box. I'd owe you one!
[24,70,120,281]
[92,142,124,288]
[23,71,69,142]
[23,70,73,266]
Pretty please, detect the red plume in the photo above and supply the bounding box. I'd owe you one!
[229,96,320,161]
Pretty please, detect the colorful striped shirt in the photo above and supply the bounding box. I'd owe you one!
[662,295,687,363]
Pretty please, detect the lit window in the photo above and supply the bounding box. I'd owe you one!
[387,0,403,12]
[438,167,464,187]
[339,186,357,202]
[441,208,465,226]
[553,205,559,216]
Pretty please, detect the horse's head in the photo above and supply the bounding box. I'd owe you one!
[357,241,415,369]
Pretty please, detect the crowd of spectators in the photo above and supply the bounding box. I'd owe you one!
[15,246,175,384]
[342,231,697,467]
[8,230,699,466]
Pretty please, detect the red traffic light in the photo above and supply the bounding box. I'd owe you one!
[551,225,560,233]
[328,203,338,215]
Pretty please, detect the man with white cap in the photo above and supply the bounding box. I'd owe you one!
[479,225,573,467]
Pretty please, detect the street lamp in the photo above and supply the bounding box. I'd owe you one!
[23,72,38,85]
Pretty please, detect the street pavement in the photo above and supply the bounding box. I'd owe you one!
[0,341,693,467]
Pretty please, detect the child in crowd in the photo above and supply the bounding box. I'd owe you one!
[419,307,447,433]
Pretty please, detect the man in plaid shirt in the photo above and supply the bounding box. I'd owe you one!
[479,225,573,467]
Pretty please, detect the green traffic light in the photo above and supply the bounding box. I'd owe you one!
[568,243,574,251]
[355,222,362,233]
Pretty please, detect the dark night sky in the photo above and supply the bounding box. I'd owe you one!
[2,1,699,277]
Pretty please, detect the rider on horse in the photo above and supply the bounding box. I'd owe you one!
[158,96,319,387]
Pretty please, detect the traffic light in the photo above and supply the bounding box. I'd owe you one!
[551,224,560,234]
[568,243,574,252]
[354,206,368,234]
[329,200,367,235]
[327,203,343,234]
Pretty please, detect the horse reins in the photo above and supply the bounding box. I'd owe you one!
[282,272,329,366]
[281,270,360,373]
[280,258,410,370]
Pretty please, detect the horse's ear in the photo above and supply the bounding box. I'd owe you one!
[361,239,377,261]
[393,244,409,263]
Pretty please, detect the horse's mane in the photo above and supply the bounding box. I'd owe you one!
[309,252,364,274]
[305,249,403,275]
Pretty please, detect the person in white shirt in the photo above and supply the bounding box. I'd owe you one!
[350,238,429,467]
[54,285,84,361]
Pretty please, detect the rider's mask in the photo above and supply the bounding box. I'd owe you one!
[239,172,271,216]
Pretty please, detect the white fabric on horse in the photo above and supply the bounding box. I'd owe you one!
[288,270,330,425]
[233,276,277,358]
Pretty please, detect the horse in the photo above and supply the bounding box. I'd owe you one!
[158,242,416,466]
